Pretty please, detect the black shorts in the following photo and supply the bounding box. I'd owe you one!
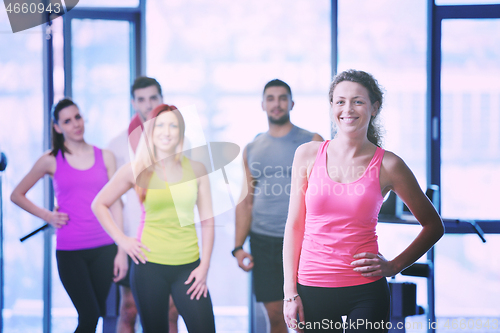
[116,256,133,288]
[297,278,391,332]
[250,232,284,303]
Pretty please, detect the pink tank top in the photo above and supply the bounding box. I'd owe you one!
[53,146,114,250]
[298,140,385,288]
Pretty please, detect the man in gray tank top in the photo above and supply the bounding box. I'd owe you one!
[232,79,323,333]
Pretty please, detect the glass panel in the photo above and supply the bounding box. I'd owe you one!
[439,18,500,322]
[435,234,500,318]
[377,223,430,317]
[338,0,427,185]
[339,0,429,323]
[147,0,331,330]
[71,19,131,147]
[441,19,500,220]
[0,12,44,333]
[50,18,132,331]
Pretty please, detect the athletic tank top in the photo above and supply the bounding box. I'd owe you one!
[53,146,115,250]
[247,125,315,237]
[137,156,199,265]
[298,140,385,287]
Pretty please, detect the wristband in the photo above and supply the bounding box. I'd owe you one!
[284,294,300,302]
[231,246,243,257]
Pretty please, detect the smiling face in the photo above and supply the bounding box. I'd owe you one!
[330,81,379,136]
[152,111,181,154]
[262,86,294,125]
[53,105,85,141]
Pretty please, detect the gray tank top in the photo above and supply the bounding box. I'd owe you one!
[247,125,315,237]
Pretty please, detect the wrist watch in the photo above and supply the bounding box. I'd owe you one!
[231,246,243,257]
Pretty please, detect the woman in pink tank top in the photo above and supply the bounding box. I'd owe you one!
[11,98,126,333]
[283,70,444,332]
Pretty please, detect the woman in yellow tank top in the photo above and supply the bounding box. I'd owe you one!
[92,104,216,333]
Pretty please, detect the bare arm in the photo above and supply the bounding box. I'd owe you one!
[351,152,445,276]
[283,142,319,332]
[102,149,128,282]
[196,163,215,270]
[234,146,255,271]
[91,162,150,264]
[282,136,321,289]
[185,160,215,300]
[102,149,124,232]
[283,142,319,295]
[10,152,68,228]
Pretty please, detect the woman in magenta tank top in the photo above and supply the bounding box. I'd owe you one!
[11,98,127,333]
[283,70,444,332]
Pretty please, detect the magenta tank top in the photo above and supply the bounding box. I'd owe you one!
[298,140,385,288]
[53,146,114,250]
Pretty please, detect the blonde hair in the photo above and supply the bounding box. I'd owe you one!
[130,104,185,202]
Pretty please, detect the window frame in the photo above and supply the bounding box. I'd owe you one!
[40,2,146,332]
[330,1,500,332]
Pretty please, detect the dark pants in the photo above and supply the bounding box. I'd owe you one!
[297,278,391,332]
[130,259,215,333]
[56,244,117,333]
[250,232,285,303]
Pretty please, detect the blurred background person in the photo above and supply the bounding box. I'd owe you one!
[233,79,322,333]
[11,98,126,333]
[107,76,180,333]
[93,104,216,333]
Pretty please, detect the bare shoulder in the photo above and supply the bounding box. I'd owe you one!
[22,150,56,177]
[188,158,208,178]
[120,161,133,175]
[38,150,56,169]
[40,150,56,162]
[101,149,116,163]
[115,161,135,184]
[381,150,408,173]
[242,144,250,160]
[101,148,117,175]
[296,141,322,161]
[294,141,323,179]
[380,150,417,192]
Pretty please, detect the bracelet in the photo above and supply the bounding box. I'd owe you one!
[231,246,243,257]
[283,294,300,302]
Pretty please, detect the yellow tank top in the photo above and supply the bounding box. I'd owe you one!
[138,156,199,265]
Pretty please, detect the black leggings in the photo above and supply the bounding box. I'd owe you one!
[297,278,390,332]
[56,244,117,333]
[130,259,215,333]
